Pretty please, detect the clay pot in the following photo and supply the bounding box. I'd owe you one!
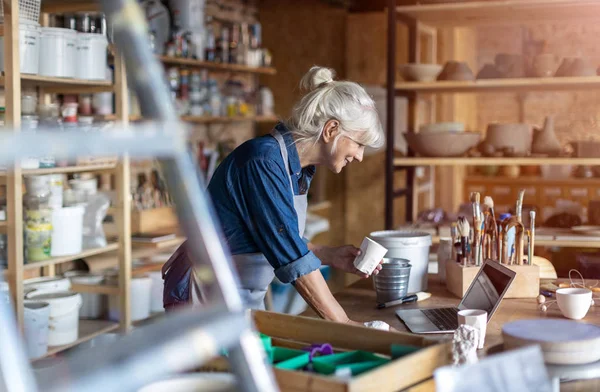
[437,61,475,81]
[476,64,503,79]
[531,54,558,77]
[399,63,443,82]
[500,165,520,178]
[555,57,596,77]
[478,165,500,176]
[520,165,541,176]
[403,132,481,157]
[532,116,562,156]
[495,53,525,78]
[485,123,532,155]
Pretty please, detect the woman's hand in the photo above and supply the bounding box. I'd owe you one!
[311,244,383,278]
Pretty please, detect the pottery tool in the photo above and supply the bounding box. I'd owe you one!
[473,211,482,266]
[516,189,525,223]
[376,292,431,309]
[457,217,470,266]
[529,210,536,266]
[451,222,457,262]
[483,196,498,260]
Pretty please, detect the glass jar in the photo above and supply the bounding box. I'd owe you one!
[0,234,7,268]
[23,190,52,262]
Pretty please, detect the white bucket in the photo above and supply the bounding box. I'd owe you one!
[76,33,108,80]
[138,373,237,392]
[48,174,64,209]
[51,206,84,257]
[25,276,71,295]
[69,274,106,319]
[369,231,432,294]
[149,271,164,313]
[24,301,50,359]
[0,21,41,74]
[26,291,82,346]
[39,27,78,78]
[109,276,152,322]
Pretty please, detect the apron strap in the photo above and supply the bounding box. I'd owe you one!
[271,129,296,196]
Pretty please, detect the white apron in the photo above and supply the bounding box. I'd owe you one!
[192,129,308,310]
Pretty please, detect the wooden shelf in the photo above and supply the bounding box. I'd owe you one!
[394,157,600,167]
[70,283,120,296]
[465,175,600,185]
[395,0,600,27]
[23,243,119,271]
[394,76,600,94]
[133,312,166,327]
[41,0,100,13]
[19,164,117,176]
[0,74,114,93]
[181,115,278,124]
[307,201,332,214]
[34,320,119,360]
[158,56,277,75]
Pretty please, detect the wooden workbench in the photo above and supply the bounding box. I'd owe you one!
[304,275,600,349]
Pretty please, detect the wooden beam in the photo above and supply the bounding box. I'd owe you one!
[114,51,132,333]
[4,0,24,328]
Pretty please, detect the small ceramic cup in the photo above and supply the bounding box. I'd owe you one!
[353,237,388,275]
[556,288,592,320]
[457,309,488,349]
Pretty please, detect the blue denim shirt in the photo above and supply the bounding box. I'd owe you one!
[207,123,321,284]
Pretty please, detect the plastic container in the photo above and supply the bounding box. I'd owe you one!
[109,275,152,322]
[39,27,78,78]
[69,274,106,319]
[25,291,82,346]
[270,347,310,370]
[76,33,108,80]
[148,271,164,313]
[24,175,50,194]
[370,231,432,293]
[373,258,411,303]
[312,351,389,377]
[24,276,71,295]
[0,21,41,74]
[21,91,38,115]
[69,178,98,197]
[138,373,237,392]
[0,281,9,304]
[23,301,50,359]
[50,206,84,257]
[47,174,64,209]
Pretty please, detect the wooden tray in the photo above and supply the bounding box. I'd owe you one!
[131,207,178,234]
[446,261,540,299]
[203,311,451,392]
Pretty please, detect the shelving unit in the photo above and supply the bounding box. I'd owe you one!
[3,0,132,357]
[384,0,600,228]
[159,56,276,75]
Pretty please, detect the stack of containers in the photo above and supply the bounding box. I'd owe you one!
[65,271,107,319]
[106,270,153,322]
[0,20,41,75]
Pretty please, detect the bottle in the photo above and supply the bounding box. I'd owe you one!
[219,27,229,63]
[238,23,249,65]
[229,23,240,64]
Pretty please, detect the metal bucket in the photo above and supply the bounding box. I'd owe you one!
[373,258,411,303]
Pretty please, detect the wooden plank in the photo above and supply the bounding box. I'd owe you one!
[465,175,600,186]
[21,164,117,176]
[0,74,114,93]
[395,76,600,94]
[5,0,24,329]
[181,115,278,124]
[41,0,100,13]
[114,51,132,333]
[70,283,120,296]
[307,201,332,214]
[34,320,119,360]
[394,157,600,166]
[395,0,600,27]
[23,243,119,270]
[158,56,277,75]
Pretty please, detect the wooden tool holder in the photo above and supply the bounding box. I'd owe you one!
[446,260,540,299]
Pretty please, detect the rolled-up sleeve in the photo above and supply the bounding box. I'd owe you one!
[230,158,321,283]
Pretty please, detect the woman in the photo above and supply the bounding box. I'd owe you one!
[163,66,385,325]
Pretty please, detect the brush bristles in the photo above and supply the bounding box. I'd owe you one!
[475,192,480,204]
[484,196,494,210]
[530,210,536,219]
[457,217,470,237]
[470,192,477,203]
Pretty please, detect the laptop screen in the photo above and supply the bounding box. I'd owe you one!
[457,261,516,319]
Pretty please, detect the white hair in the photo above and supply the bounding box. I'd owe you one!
[285,66,384,151]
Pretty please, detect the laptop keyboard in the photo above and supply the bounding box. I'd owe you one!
[421,308,459,331]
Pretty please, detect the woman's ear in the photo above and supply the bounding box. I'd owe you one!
[322,119,340,144]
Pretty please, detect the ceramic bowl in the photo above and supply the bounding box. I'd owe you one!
[419,122,465,133]
[399,63,443,82]
[403,132,480,157]
[485,123,532,154]
[437,61,475,81]
[494,53,525,78]
[556,288,592,320]
[532,54,558,77]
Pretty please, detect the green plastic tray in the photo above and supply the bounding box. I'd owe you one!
[312,351,389,376]
[270,347,311,370]
[391,344,421,359]
[260,333,272,353]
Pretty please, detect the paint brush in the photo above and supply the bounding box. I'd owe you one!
[516,189,525,223]
[457,217,470,266]
[529,210,536,265]
[473,211,482,266]
[484,196,498,261]
[451,222,457,263]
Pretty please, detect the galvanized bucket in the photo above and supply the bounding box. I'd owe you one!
[373,258,411,303]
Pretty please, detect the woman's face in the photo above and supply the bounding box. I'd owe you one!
[322,121,365,173]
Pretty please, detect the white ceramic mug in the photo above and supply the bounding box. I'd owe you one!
[353,237,388,275]
[556,288,592,320]
[457,309,488,349]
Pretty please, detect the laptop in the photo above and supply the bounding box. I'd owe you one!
[396,260,516,334]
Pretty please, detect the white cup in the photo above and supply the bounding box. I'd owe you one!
[556,288,592,320]
[353,237,388,275]
[457,309,488,349]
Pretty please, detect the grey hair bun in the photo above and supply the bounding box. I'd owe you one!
[299,66,335,91]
